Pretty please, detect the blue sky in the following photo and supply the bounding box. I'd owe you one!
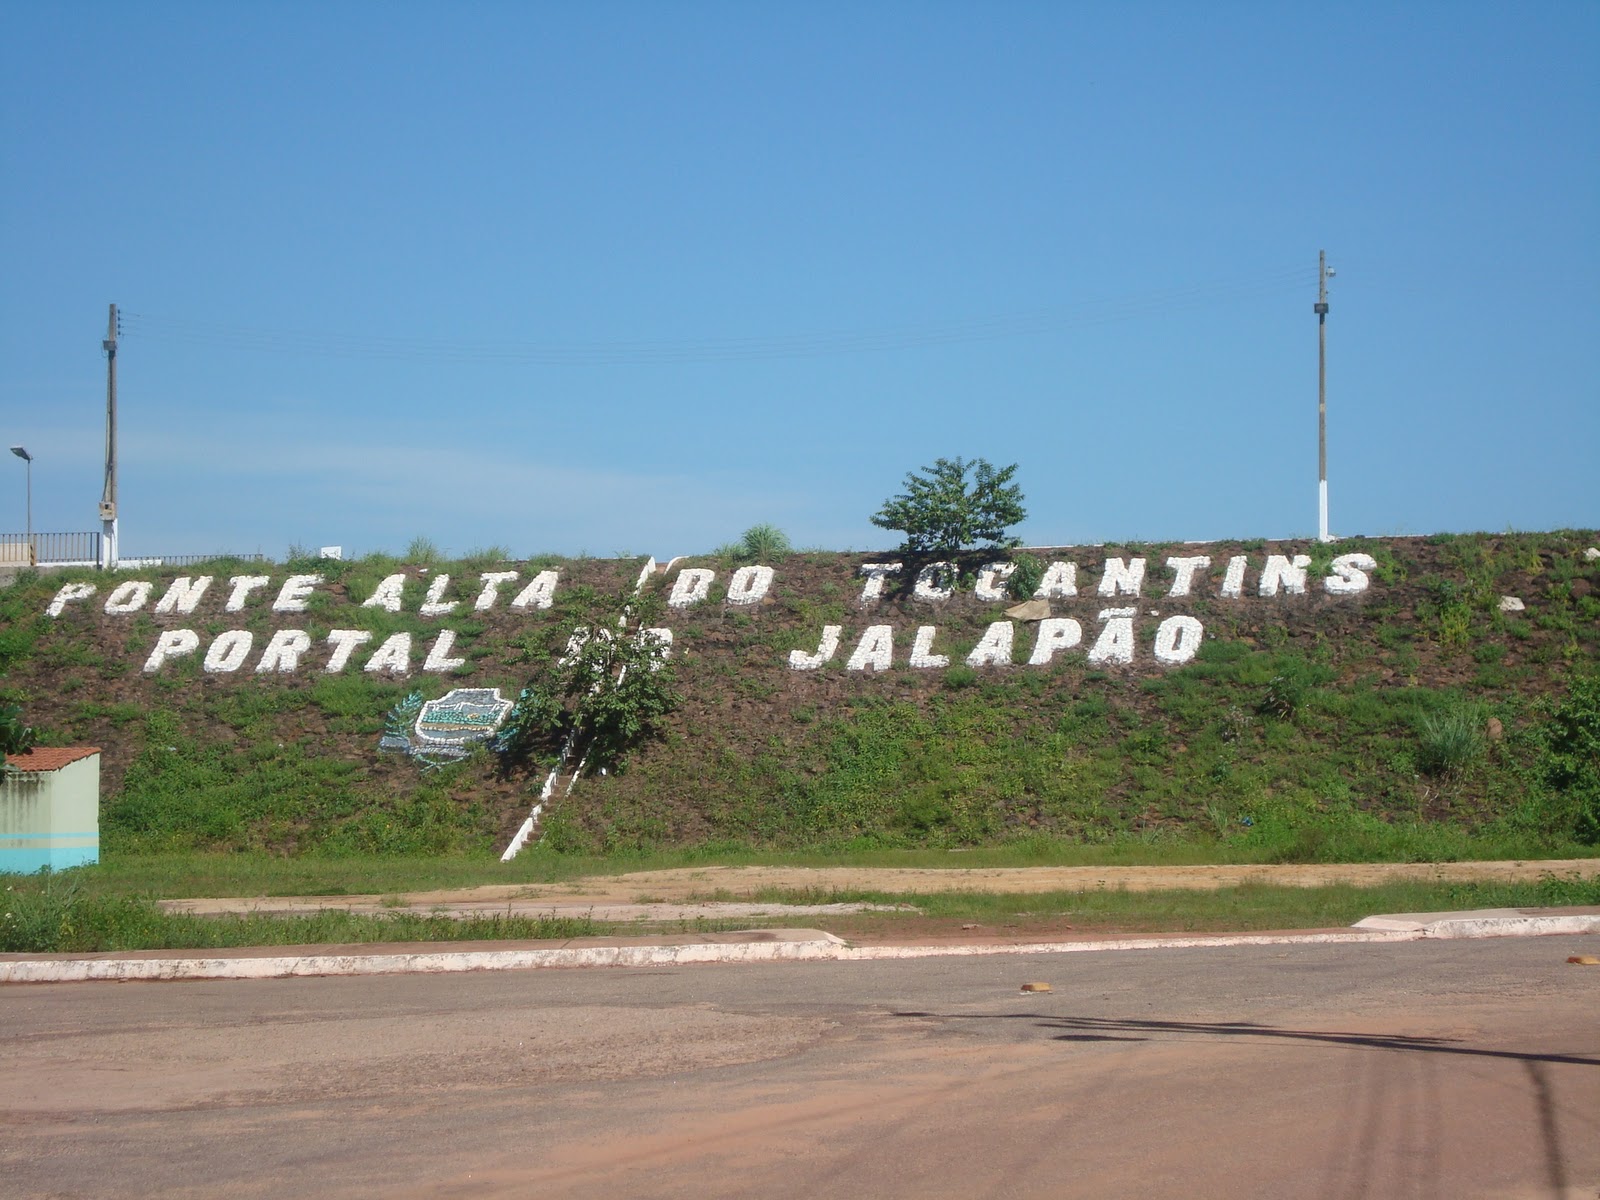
[3,3,1596,560]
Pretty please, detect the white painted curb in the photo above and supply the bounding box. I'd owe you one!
[4,913,1593,985]
[0,934,852,984]
[834,929,1423,960]
[1354,912,1600,938]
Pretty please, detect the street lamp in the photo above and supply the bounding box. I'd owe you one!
[9,445,31,562]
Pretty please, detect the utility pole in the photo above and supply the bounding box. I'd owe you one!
[100,303,119,569]
[1315,252,1334,543]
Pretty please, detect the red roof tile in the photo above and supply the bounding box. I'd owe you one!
[4,747,101,772]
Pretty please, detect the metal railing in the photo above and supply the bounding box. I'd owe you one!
[0,531,101,565]
[0,534,265,569]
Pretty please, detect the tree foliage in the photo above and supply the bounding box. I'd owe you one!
[496,588,681,776]
[0,702,35,760]
[870,457,1027,554]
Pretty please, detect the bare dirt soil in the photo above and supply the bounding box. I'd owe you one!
[161,858,1600,944]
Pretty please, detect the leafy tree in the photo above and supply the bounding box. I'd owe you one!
[496,588,680,776]
[871,457,1026,554]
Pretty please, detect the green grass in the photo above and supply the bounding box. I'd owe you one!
[7,866,1595,952]
[10,824,1596,906]
[0,877,603,952]
[752,871,1600,933]
[5,532,1599,866]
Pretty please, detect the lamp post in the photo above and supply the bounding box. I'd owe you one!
[1315,251,1336,543]
[9,445,32,563]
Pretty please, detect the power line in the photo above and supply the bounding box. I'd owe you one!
[120,266,1316,366]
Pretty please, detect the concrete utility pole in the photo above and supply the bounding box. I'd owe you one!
[1315,252,1334,543]
[100,304,119,569]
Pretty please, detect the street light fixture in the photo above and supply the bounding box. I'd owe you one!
[9,445,32,563]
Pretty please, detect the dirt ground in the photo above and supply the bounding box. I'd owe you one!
[345,857,1600,906]
[162,858,1600,937]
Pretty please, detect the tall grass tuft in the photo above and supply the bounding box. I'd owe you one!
[739,524,792,561]
[1416,707,1485,776]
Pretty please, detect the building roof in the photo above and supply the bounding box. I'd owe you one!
[4,747,101,772]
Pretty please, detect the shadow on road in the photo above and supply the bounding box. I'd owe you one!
[891,1011,1600,1068]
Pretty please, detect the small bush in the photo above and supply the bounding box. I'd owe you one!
[1415,708,1484,776]
[739,524,792,561]
[943,665,979,689]
[1259,674,1305,720]
[1536,674,1600,842]
[1007,553,1044,601]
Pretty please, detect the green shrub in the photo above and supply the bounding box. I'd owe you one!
[1537,675,1600,842]
[1007,553,1045,601]
[1416,707,1484,776]
[943,665,979,689]
[739,524,792,561]
[1259,674,1306,720]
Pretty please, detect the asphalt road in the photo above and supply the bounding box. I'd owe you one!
[3,937,1597,1199]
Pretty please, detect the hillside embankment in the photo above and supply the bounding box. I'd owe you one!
[3,530,1598,860]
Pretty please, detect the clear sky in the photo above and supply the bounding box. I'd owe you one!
[2,3,1596,561]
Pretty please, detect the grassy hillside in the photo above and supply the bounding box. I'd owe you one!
[3,530,1598,864]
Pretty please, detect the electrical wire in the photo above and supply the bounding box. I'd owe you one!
[119,265,1317,366]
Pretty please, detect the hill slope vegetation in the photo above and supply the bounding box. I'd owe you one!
[2,530,1597,862]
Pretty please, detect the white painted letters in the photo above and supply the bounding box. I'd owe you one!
[273,575,322,613]
[474,572,520,611]
[204,631,254,673]
[155,576,213,615]
[324,629,373,673]
[975,562,1016,601]
[104,581,152,614]
[726,565,775,605]
[256,629,312,673]
[1220,556,1248,598]
[1088,608,1136,666]
[1325,553,1376,595]
[913,563,956,601]
[1165,557,1211,598]
[967,621,1015,668]
[789,626,842,670]
[1259,554,1312,597]
[143,629,200,673]
[511,570,559,610]
[1028,617,1083,665]
[847,625,895,672]
[364,633,413,675]
[669,568,715,608]
[1034,561,1078,599]
[420,575,459,616]
[363,574,407,612]
[857,563,903,602]
[46,583,96,617]
[909,626,950,668]
[1098,558,1146,597]
[423,630,466,672]
[226,575,271,612]
[1153,615,1204,665]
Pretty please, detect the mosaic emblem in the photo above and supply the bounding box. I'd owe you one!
[379,687,514,769]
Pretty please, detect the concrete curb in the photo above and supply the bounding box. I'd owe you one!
[1353,907,1600,938]
[2,909,1594,985]
[0,929,852,984]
